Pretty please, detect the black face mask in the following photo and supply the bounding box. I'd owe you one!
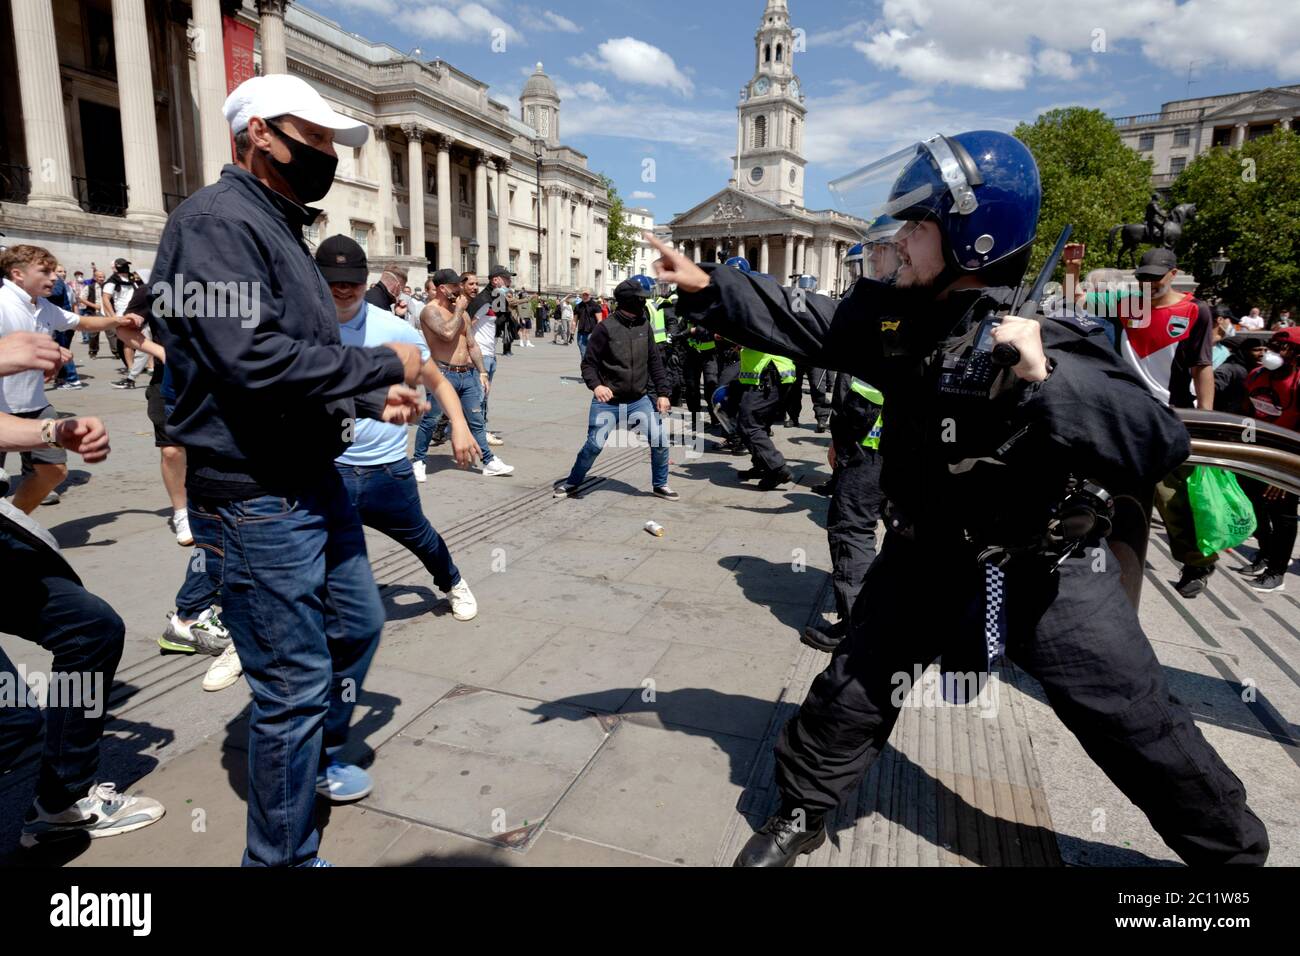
[264,121,338,204]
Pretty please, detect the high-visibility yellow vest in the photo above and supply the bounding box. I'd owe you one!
[648,303,668,344]
[848,377,884,450]
[739,348,796,386]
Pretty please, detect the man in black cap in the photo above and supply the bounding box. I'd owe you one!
[1118,248,1218,597]
[554,277,677,500]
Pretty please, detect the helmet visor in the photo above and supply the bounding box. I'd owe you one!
[829,136,981,227]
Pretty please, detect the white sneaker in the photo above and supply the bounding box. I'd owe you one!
[526,341,536,348]
[412,460,427,483]
[486,432,504,446]
[482,457,515,477]
[21,782,165,847]
[172,509,194,546]
[447,579,478,621]
[202,644,243,692]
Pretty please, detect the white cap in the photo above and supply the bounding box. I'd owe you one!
[223,74,369,148]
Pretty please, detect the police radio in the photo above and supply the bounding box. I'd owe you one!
[988,225,1075,369]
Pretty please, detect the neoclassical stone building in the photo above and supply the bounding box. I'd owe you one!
[665,0,868,293]
[0,0,611,292]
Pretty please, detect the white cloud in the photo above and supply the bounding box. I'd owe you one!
[521,9,582,33]
[851,0,1300,89]
[407,2,522,44]
[557,80,611,102]
[570,37,694,96]
[629,191,656,200]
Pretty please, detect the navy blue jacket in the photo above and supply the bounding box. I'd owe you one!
[148,165,405,498]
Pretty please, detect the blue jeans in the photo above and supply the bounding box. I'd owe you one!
[174,500,224,619]
[577,333,590,361]
[413,368,492,464]
[53,329,80,384]
[0,522,124,812]
[480,353,497,426]
[565,394,669,490]
[191,469,384,867]
[337,458,461,591]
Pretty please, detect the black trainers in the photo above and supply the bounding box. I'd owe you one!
[801,623,844,653]
[734,811,827,866]
[110,378,136,390]
[653,486,679,501]
[1250,573,1286,593]
[1236,558,1268,576]
[737,467,768,481]
[1174,564,1214,598]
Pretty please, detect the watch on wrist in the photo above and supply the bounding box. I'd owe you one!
[41,418,61,448]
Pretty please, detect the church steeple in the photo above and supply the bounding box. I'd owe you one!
[735,0,806,207]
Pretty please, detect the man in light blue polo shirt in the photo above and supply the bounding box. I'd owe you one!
[320,235,481,624]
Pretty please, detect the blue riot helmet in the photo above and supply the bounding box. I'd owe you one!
[711,383,737,438]
[862,214,904,283]
[829,131,1041,284]
[724,256,752,273]
[845,242,865,281]
[794,275,818,290]
[614,274,656,313]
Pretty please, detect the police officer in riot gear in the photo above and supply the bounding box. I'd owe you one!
[650,130,1268,867]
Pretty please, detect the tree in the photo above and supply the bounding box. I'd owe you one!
[1013,108,1152,281]
[1170,128,1300,314]
[603,174,639,270]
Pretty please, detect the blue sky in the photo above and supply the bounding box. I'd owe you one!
[308,0,1300,224]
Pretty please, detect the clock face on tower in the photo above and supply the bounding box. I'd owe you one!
[754,76,770,96]
[750,166,764,183]
[789,79,800,98]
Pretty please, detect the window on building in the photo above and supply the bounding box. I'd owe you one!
[530,253,540,289]
[392,153,404,186]
[775,43,783,62]
[570,258,579,287]
[1212,126,1233,147]
[764,44,771,63]
[753,115,767,148]
[540,110,550,138]
[1172,128,1191,148]
[459,173,469,204]
[570,204,577,229]
[427,164,437,194]
[508,187,516,218]
[790,118,797,151]
[527,106,536,128]
[352,225,370,255]
[1138,132,1155,151]
[531,193,538,220]
[1169,155,1187,175]
[394,233,406,255]
[510,249,520,276]
[1247,124,1272,141]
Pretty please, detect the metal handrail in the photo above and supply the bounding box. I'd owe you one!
[0,162,31,203]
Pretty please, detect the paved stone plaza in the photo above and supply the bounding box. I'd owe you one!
[1,342,1297,866]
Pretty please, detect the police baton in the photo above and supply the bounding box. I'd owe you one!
[991,224,1074,368]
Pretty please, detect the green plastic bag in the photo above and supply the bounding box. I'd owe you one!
[1186,467,1257,557]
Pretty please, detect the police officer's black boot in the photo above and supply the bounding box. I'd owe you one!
[801,621,844,653]
[734,810,826,866]
[757,467,793,490]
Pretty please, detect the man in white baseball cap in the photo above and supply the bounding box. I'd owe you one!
[117,70,429,867]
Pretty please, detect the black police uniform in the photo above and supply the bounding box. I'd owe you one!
[737,360,793,481]
[682,323,723,427]
[679,265,1269,865]
[808,366,835,430]
[822,371,885,639]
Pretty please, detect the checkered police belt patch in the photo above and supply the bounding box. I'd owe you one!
[984,563,1007,667]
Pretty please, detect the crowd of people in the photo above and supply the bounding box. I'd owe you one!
[0,77,1294,868]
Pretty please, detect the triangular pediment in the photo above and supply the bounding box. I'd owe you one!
[669,186,796,228]
[1200,87,1300,121]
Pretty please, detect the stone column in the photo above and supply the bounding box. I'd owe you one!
[582,199,594,290]
[473,151,490,277]
[760,236,770,275]
[1232,122,1247,148]
[9,0,79,209]
[373,125,394,257]
[558,189,570,287]
[435,134,453,273]
[714,238,724,263]
[546,187,561,287]
[192,0,230,186]
[493,157,510,274]
[782,235,795,282]
[110,0,167,224]
[820,239,834,288]
[402,124,426,269]
[256,0,290,75]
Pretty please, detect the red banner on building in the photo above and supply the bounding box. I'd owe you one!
[222,17,256,94]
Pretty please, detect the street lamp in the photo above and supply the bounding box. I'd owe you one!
[1210,247,1229,277]
[534,139,545,292]
[467,237,479,275]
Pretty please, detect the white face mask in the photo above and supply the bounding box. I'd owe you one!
[1261,351,1285,371]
